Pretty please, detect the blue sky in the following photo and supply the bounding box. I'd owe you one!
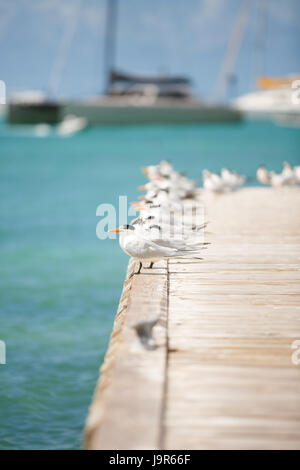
[0,0,299,101]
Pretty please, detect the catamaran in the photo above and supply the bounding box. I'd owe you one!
[7,0,241,126]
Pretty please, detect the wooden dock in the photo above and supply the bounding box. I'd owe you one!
[85,187,300,450]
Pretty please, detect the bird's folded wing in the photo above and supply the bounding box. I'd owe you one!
[139,236,177,255]
[149,238,206,251]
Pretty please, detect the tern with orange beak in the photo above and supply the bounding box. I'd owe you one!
[108,224,206,275]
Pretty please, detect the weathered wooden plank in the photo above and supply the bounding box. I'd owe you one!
[85,261,168,450]
[165,364,300,450]
[167,338,297,367]
[169,263,300,273]
[164,187,300,450]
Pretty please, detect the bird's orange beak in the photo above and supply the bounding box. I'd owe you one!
[152,176,162,181]
[108,228,120,233]
[138,185,146,190]
[138,195,147,200]
[130,203,146,211]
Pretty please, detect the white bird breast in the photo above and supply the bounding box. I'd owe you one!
[119,233,157,260]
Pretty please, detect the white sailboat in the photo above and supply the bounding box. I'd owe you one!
[233,75,300,126]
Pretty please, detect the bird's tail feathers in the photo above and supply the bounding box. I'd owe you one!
[175,250,205,259]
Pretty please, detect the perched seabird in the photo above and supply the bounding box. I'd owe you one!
[257,165,271,185]
[294,165,300,183]
[108,161,207,277]
[109,224,205,275]
[202,170,229,193]
[257,162,298,187]
[221,168,246,187]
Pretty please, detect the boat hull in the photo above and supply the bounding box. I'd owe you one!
[7,99,241,125]
[62,101,241,124]
[8,102,60,124]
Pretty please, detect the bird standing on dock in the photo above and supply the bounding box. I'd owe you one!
[109,161,207,275]
[221,168,246,187]
[294,166,300,183]
[142,162,196,197]
[202,168,246,193]
[108,224,206,275]
[281,161,295,184]
[257,165,271,185]
[131,206,206,241]
[132,217,207,240]
[202,170,226,192]
[256,162,298,187]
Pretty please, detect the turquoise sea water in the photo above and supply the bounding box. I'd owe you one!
[0,119,299,449]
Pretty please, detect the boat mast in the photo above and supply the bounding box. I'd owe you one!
[213,0,252,103]
[48,0,82,97]
[254,0,268,89]
[103,0,118,94]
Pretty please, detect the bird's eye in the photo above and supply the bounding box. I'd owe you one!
[147,216,154,220]
[122,224,135,230]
